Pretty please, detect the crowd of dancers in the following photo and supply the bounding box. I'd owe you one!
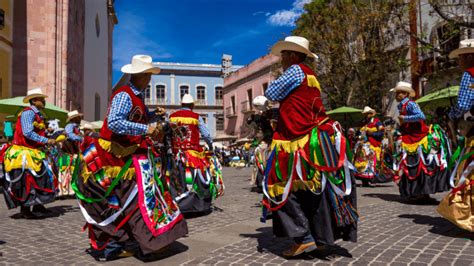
[0,35,472,261]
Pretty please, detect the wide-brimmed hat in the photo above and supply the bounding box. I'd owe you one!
[449,39,474,58]
[271,36,318,59]
[66,110,83,122]
[81,122,94,130]
[121,55,161,74]
[390,81,415,97]
[23,87,48,103]
[362,106,376,114]
[181,94,194,104]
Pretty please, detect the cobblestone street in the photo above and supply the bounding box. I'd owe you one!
[0,167,472,265]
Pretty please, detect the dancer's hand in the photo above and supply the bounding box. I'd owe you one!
[398,116,405,123]
[155,107,166,116]
[47,138,57,145]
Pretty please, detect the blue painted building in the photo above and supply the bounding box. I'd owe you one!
[144,61,241,139]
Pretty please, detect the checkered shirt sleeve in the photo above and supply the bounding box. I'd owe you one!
[65,123,83,141]
[449,72,474,119]
[21,110,48,144]
[198,116,212,147]
[403,101,426,122]
[107,92,148,136]
[264,64,305,101]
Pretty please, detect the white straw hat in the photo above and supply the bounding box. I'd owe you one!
[23,87,48,103]
[181,94,194,104]
[252,96,269,111]
[121,55,161,74]
[362,106,376,114]
[390,81,415,97]
[66,110,84,122]
[449,39,474,58]
[271,36,318,59]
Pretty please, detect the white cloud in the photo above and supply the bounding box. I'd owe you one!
[113,12,172,71]
[267,0,311,27]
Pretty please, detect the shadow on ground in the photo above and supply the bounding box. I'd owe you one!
[9,204,79,219]
[398,214,473,240]
[135,241,189,262]
[240,227,353,261]
[363,193,440,205]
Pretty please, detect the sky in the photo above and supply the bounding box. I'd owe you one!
[112,0,310,84]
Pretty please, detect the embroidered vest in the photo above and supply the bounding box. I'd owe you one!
[399,100,429,144]
[100,86,149,147]
[274,63,330,140]
[169,109,201,152]
[365,117,383,147]
[12,107,46,149]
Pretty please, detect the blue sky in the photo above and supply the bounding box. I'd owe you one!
[112,0,310,83]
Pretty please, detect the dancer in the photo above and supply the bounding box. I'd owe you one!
[391,81,451,201]
[260,36,357,257]
[168,94,224,216]
[73,55,188,261]
[1,88,58,218]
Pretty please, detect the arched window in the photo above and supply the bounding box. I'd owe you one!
[180,85,189,99]
[196,85,206,104]
[156,84,166,103]
[94,93,101,121]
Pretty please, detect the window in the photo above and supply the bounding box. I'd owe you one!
[156,84,165,102]
[262,82,268,94]
[215,114,224,130]
[95,13,100,37]
[231,96,236,114]
[197,85,206,101]
[94,93,101,121]
[180,85,189,99]
[247,89,253,110]
[145,85,151,100]
[201,116,207,124]
[215,86,223,100]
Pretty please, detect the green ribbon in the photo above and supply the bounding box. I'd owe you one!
[71,157,133,203]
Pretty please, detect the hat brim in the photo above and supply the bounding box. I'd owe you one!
[390,87,415,97]
[449,47,474,58]
[66,113,84,122]
[121,64,161,74]
[271,41,318,59]
[362,110,376,114]
[23,94,48,103]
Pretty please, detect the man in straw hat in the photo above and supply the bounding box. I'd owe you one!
[436,39,474,232]
[391,81,451,201]
[354,106,385,186]
[2,88,58,218]
[167,94,224,216]
[258,36,357,257]
[57,110,84,196]
[74,55,187,261]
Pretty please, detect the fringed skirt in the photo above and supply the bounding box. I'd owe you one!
[353,141,395,183]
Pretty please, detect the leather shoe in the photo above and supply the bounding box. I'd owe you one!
[282,242,317,257]
[32,205,52,214]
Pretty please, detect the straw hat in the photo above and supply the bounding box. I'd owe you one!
[271,36,318,59]
[390,81,415,97]
[252,95,269,111]
[121,55,161,74]
[181,94,194,104]
[81,122,94,130]
[449,39,474,58]
[66,110,83,122]
[23,88,48,103]
[362,106,376,114]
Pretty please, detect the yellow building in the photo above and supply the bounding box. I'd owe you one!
[0,0,12,100]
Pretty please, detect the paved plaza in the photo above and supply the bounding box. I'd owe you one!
[0,167,472,265]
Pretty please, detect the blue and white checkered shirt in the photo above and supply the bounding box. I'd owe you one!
[449,71,474,119]
[179,107,213,148]
[21,106,48,144]
[108,83,157,136]
[65,122,83,141]
[265,64,305,101]
[398,97,426,122]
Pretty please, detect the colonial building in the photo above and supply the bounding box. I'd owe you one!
[0,0,13,100]
[11,0,117,121]
[143,61,241,139]
[223,54,280,139]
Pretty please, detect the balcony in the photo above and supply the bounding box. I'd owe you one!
[225,107,237,118]
[195,99,207,106]
[144,98,167,105]
[241,100,253,114]
[215,99,223,106]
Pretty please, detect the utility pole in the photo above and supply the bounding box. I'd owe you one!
[409,0,420,99]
